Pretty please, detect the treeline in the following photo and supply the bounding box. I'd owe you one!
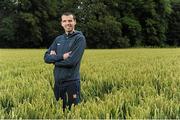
[0,0,179,48]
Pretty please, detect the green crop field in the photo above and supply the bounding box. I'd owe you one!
[0,49,180,119]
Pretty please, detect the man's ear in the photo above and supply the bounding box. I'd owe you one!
[61,21,63,27]
[74,20,76,25]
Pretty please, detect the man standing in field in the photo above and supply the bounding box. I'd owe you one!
[44,12,86,111]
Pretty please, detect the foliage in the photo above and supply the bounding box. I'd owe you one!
[0,0,179,48]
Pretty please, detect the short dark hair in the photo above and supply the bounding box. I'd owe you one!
[61,12,76,21]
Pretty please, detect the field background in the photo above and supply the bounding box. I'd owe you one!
[0,49,180,119]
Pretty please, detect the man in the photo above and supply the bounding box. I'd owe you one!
[44,12,86,111]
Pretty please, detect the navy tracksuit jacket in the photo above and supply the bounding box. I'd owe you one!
[44,31,86,106]
[44,31,86,81]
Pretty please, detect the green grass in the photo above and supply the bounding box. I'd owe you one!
[0,48,180,119]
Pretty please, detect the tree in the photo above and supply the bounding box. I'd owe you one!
[0,0,178,48]
[166,0,180,46]
[15,0,58,48]
[134,0,172,46]
[66,0,130,48]
[0,0,18,47]
[0,17,16,47]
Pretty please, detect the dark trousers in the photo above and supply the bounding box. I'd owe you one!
[54,80,80,111]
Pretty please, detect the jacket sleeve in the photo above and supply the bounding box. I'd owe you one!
[55,36,86,67]
[44,40,63,64]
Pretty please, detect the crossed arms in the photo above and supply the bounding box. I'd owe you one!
[44,37,86,67]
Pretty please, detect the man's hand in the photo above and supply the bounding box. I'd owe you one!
[63,51,72,60]
[50,50,56,55]
[50,50,71,60]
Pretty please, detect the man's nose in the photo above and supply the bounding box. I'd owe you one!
[65,22,70,25]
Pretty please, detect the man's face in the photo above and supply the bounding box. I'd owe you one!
[61,15,76,33]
